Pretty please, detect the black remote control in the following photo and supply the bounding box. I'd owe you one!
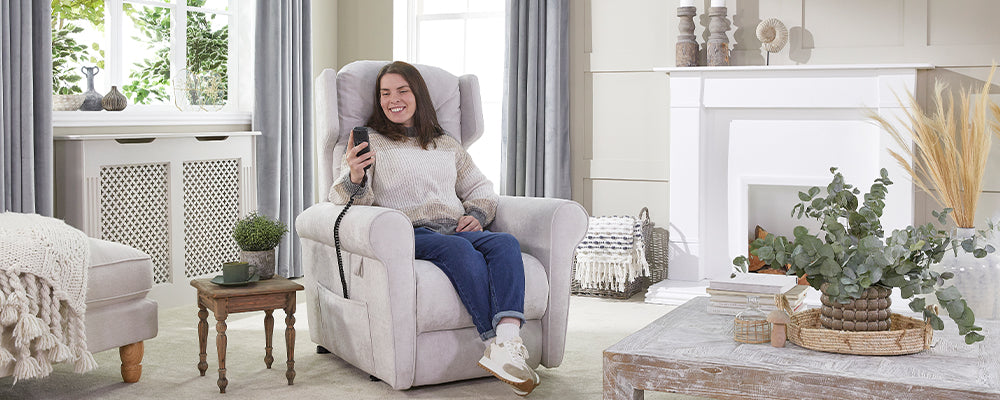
[352,126,371,171]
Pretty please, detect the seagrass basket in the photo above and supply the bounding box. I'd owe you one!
[571,207,668,299]
[786,308,932,355]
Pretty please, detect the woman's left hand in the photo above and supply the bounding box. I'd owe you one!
[456,215,482,232]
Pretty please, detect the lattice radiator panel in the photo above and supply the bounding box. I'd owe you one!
[183,159,242,278]
[100,163,172,284]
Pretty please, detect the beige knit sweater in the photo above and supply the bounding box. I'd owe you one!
[329,129,498,234]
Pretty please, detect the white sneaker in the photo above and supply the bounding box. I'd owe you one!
[512,367,539,396]
[478,337,537,395]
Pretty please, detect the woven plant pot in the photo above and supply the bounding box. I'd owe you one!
[240,249,276,279]
[818,284,892,331]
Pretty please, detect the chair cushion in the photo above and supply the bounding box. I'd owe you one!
[415,252,549,334]
[86,239,154,308]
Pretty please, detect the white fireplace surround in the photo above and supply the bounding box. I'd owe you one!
[647,64,931,304]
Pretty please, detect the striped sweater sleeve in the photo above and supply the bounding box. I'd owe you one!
[453,144,498,228]
[328,152,374,206]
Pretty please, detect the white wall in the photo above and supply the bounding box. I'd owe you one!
[571,0,1000,231]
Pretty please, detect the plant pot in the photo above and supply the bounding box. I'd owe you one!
[240,249,276,279]
[818,283,892,331]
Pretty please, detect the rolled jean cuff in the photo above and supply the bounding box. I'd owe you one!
[492,311,526,331]
[480,329,496,341]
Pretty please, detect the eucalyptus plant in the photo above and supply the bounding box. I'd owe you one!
[232,212,288,252]
[733,167,991,344]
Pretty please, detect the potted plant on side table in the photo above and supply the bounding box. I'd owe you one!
[233,212,288,280]
[734,167,992,345]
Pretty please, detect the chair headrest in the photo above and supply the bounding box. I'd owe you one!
[335,60,465,145]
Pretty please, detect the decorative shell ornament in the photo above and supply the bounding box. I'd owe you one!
[756,18,788,53]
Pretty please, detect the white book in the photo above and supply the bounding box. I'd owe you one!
[708,273,798,295]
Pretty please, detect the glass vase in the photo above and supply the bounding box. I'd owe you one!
[934,227,1000,319]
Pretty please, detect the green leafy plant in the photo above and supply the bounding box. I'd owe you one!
[733,167,993,344]
[51,0,105,95]
[232,212,288,252]
[122,1,228,105]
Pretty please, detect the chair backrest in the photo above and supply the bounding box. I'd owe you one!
[315,60,484,197]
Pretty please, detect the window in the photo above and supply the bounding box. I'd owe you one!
[394,0,505,190]
[51,0,248,113]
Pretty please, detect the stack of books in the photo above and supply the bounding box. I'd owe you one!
[706,274,807,315]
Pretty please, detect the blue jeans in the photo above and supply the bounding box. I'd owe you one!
[413,227,526,340]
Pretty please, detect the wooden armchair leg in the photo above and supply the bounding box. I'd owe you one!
[120,341,144,383]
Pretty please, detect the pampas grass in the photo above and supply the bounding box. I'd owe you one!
[870,65,999,228]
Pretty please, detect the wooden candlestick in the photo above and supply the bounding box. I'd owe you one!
[676,6,697,67]
[707,6,730,66]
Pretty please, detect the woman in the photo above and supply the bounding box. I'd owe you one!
[329,61,539,395]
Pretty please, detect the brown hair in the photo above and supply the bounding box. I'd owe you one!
[366,61,444,149]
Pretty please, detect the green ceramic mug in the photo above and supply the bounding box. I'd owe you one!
[222,262,257,283]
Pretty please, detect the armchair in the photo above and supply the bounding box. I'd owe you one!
[295,61,588,389]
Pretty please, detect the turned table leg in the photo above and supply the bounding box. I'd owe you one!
[216,311,229,393]
[119,341,144,383]
[285,296,296,385]
[198,306,208,376]
[264,309,274,368]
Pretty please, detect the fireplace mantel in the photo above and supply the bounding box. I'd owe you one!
[646,64,932,304]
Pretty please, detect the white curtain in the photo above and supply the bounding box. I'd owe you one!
[253,0,313,278]
[1,1,53,214]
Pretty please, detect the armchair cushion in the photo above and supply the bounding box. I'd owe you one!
[86,238,154,308]
[415,254,549,334]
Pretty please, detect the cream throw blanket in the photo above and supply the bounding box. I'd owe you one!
[574,215,650,292]
[0,213,97,382]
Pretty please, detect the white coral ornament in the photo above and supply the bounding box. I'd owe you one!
[756,18,788,53]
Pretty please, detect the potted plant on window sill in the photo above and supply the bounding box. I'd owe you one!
[233,212,288,280]
[733,167,993,344]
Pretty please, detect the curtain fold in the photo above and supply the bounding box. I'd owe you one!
[500,0,570,199]
[253,0,313,278]
[1,1,53,215]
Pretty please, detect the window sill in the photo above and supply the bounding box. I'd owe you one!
[52,110,252,127]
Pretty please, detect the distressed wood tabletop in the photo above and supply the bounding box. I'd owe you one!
[603,296,1000,400]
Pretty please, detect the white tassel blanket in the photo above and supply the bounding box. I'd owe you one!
[575,215,650,292]
[0,213,96,383]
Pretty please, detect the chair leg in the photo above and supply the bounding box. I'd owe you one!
[120,341,144,383]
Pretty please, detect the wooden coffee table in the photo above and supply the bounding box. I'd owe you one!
[191,275,305,393]
[604,296,1000,399]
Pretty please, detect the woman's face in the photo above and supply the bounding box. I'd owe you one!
[379,73,417,127]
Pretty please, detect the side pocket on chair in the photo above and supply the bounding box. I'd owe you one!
[317,289,376,374]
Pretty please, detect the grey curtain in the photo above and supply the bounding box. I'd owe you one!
[501,0,570,199]
[0,2,53,215]
[253,0,313,278]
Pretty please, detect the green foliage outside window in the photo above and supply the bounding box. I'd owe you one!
[50,0,228,106]
[51,0,105,95]
[122,1,229,105]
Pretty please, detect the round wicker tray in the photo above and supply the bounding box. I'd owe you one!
[787,308,932,355]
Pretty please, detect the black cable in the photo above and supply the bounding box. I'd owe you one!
[333,176,366,300]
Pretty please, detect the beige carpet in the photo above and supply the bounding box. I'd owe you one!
[0,290,709,399]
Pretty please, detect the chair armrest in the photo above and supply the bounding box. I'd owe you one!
[490,195,588,367]
[296,202,413,260]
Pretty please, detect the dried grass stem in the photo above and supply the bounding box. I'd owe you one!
[871,65,999,228]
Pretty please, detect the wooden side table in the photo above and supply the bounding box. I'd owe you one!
[190,275,305,393]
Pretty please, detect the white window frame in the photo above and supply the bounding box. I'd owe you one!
[54,0,252,127]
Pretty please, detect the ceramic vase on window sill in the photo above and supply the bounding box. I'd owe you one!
[102,86,128,111]
[80,66,103,111]
[934,227,1000,320]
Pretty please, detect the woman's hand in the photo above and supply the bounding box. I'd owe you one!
[456,215,482,232]
[347,130,374,184]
